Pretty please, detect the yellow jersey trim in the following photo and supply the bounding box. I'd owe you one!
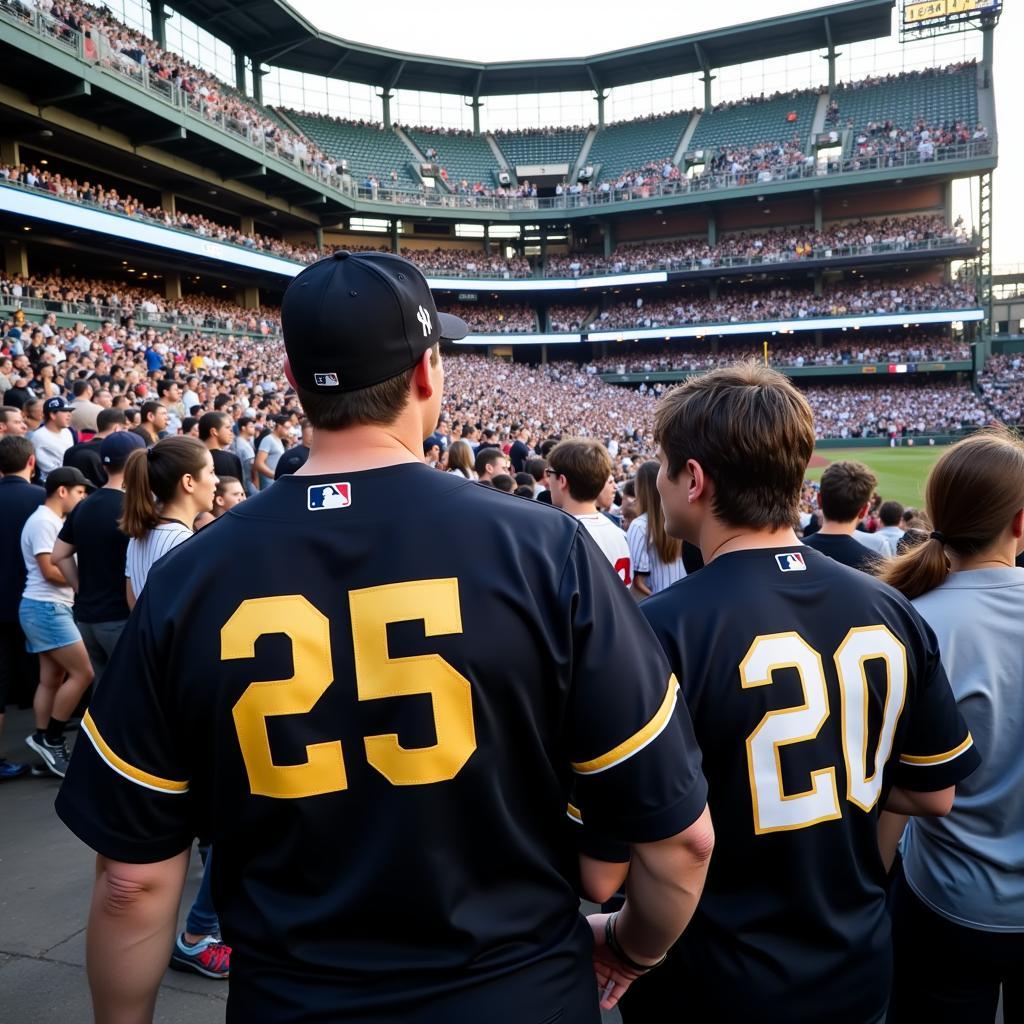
[571,676,679,776]
[82,710,189,795]
[899,732,974,766]
[566,802,583,824]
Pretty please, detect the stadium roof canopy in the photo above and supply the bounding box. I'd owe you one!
[168,0,895,96]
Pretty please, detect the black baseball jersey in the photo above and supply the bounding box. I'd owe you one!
[56,462,707,1024]
[636,546,979,1023]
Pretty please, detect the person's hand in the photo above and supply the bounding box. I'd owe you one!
[586,913,650,1011]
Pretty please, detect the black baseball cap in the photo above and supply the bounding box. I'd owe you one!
[281,251,468,394]
[45,466,94,494]
[43,396,72,415]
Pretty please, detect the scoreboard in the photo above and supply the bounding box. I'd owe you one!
[902,0,1001,36]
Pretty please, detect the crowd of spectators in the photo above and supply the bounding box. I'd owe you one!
[0,294,1000,472]
[978,354,1024,424]
[436,303,537,334]
[1,273,279,334]
[594,280,977,330]
[548,305,594,333]
[802,381,988,439]
[398,247,530,278]
[0,163,321,264]
[544,214,968,277]
[13,1,340,181]
[590,332,971,373]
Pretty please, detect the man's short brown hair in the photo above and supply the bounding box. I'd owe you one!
[818,461,877,522]
[547,438,613,503]
[653,362,815,530]
[297,345,439,430]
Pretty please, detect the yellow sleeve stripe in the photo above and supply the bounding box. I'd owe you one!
[566,803,583,824]
[82,710,189,795]
[899,732,974,766]
[572,675,679,776]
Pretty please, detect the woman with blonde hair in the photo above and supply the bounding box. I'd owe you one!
[878,426,1024,1022]
[626,460,685,598]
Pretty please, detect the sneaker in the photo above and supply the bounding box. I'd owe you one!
[0,758,29,781]
[25,734,70,779]
[169,933,231,979]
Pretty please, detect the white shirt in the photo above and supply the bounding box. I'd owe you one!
[126,521,192,598]
[577,513,631,585]
[21,505,72,604]
[852,529,889,556]
[30,425,74,481]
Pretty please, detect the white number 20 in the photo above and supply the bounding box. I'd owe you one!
[741,628,907,835]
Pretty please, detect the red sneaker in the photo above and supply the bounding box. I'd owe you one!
[169,933,231,979]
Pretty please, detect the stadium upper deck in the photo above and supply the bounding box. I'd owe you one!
[0,0,997,225]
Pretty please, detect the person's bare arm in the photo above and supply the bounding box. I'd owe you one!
[51,538,79,592]
[879,811,908,872]
[35,551,69,586]
[253,448,273,480]
[630,574,652,600]
[588,804,714,1009]
[126,579,136,611]
[579,853,629,904]
[885,785,954,817]
[87,851,188,1024]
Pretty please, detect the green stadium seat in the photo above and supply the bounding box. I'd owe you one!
[281,112,421,189]
[587,113,692,183]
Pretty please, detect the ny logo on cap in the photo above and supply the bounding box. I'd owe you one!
[416,305,432,337]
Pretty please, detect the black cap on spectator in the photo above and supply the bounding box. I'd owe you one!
[281,251,468,394]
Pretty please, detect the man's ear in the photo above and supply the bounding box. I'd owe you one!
[686,459,707,505]
[412,349,435,399]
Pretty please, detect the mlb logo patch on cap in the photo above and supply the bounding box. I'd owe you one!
[307,482,351,511]
[314,372,339,387]
[775,552,807,572]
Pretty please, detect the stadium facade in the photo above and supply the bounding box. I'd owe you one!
[0,0,1014,437]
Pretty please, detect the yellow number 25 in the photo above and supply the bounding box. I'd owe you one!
[223,579,477,799]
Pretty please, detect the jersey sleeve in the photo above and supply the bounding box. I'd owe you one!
[892,618,981,792]
[561,527,707,846]
[55,589,196,863]
[627,518,650,575]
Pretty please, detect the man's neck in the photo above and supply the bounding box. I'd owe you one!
[103,472,125,491]
[817,519,859,536]
[43,497,65,519]
[561,498,599,517]
[44,420,62,434]
[699,522,801,563]
[297,424,423,476]
[2,469,33,482]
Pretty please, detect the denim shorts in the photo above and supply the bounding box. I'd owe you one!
[19,598,82,654]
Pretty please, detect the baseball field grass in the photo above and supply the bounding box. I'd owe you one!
[806,445,947,507]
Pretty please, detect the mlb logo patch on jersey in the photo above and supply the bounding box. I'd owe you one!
[314,372,340,387]
[307,482,351,510]
[775,552,807,572]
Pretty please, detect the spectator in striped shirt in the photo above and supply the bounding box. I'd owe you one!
[628,460,687,598]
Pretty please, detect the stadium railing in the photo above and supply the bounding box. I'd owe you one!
[8,294,278,336]
[0,3,995,218]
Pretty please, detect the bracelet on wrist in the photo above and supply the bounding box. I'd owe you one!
[604,912,668,974]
